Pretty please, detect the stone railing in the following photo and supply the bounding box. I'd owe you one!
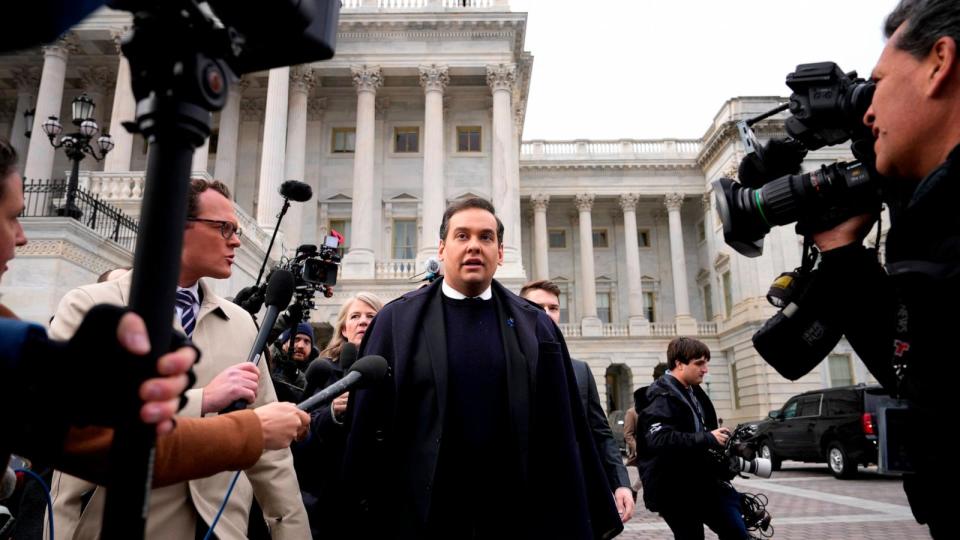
[342,0,507,9]
[521,139,702,159]
[81,172,145,201]
[234,205,272,253]
[649,322,677,336]
[558,323,581,337]
[698,322,719,335]
[375,259,418,279]
[602,324,629,337]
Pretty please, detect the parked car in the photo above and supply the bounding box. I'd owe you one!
[607,410,627,453]
[745,384,906,479]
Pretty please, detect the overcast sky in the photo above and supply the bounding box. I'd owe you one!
[511,0,902,141]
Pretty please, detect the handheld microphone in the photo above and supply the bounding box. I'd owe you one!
[338,341,358,372]
[279,180,313,202]
[220,270,295,414]
[297,355,388,413]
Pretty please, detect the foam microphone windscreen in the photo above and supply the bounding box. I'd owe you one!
[349,355,389,385]
[303,358,336,397]
[339,342,358,372]
[265,269,295,308]
[279,180,313,202]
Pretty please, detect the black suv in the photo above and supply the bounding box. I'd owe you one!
[747,384,905,478]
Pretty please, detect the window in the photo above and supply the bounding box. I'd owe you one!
[703,283,714,321]
[392,219,416,259]
[730,361,741,409]
[592,229,609,248]
[597,293,611,324]
[558,292,569,324]
[329,219,351,256]
[209,129,219,154]
[332,128,356,153]
[637,229,651,248]
[643,291,656,322]
[548,229,566,249]
[798,395,822,417]
[457,126,482,152]
[826,393,860,416]
[781,399,799,419]
[828,354,854,387]
[722,271,733,317]
[697,219,706,243]
[394,127,419,153]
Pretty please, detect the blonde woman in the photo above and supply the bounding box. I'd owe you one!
[295,291,383,538]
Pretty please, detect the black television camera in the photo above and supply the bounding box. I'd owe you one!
[283,236,342,311]
[713,62,881,258]
[711,424,772,480]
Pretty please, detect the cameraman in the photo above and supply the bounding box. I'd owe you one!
[638,337,749,540]
[811,1,960,537]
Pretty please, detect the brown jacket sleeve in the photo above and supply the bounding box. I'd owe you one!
[57,410,263,486]
[623,407,638,460]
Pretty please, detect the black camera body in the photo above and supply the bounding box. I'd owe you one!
[288,240,341,289]
[711,424,773,480]
[713,62,881,258]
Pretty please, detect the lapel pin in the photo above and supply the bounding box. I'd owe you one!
[507,318,515,327]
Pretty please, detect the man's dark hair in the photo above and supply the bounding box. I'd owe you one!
[652,362,668,380]
[438,197,504,245]
[520,279,561,299]
[885,0,960,60]
[186,178,232,219]
[666,337,711,370]
[0,137,18,200]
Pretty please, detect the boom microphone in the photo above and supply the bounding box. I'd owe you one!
[279,180,313,202]
[298,355,388,413]
[220,270,294,414]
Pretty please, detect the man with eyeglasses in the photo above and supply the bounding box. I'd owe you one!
[45,179,309,539]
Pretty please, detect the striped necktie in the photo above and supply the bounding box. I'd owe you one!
[176,289,198,337]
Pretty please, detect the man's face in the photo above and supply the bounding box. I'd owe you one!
[674,356,709,387]
[523,288,561,325]
[0,173,27,282]
[282,333,313,362]
[180,189,241,285]
[438,207,503,296]
[865,25,937,180]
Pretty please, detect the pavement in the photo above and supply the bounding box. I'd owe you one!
[619,462,930,539]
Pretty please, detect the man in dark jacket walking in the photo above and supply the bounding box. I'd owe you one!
[638,337,749,540]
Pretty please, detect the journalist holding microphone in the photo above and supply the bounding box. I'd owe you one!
[46,179,310,539]
[293,291,382,537]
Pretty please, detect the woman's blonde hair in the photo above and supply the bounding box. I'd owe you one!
[320,291,384,360]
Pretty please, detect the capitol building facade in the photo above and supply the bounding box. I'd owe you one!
[0,0,875,425]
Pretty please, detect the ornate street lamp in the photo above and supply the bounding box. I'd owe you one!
[23,108,35,139]
[43,93,113,218]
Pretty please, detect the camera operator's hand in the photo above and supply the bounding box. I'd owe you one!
[331,391,350,418]
[812,213,877,252]
[118,312,196,435]
[710,427,731,447]
[201,363,260,415]
[254,401,310,450]
[233,284,265,315]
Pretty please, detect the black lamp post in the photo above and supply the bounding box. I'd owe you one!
[41,93,114,219]
[24,108,35,139]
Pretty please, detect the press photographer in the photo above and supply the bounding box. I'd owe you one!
[712,1,960,537]
[637,337,764,540]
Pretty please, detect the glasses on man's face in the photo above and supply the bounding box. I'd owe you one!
[187,217,243,239]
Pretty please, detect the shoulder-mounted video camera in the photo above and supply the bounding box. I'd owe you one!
[713,62,882,258]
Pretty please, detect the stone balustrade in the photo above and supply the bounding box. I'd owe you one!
[342,0,507,10]
[650,323,677,336]
[521,138,702,159]
[375,259,418,279]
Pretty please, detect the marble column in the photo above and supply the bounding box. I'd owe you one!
[77,67,111,126]
[25,35,74,180]
[303,97,327,246]
[701,192,723,322]
[620,193,650,335]
[256,67,290,235]
[665,193,697,334]
[530,193,550,280]
[486,63,523,278]
[9,67,39,161]
[417,64,448,266]
[283,65,315,249]
[104,34,137,173]
[342,65,382,279]
[213,76,249,193]
[575,193,602,336]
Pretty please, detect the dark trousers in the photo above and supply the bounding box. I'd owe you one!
[659,483,749,540]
